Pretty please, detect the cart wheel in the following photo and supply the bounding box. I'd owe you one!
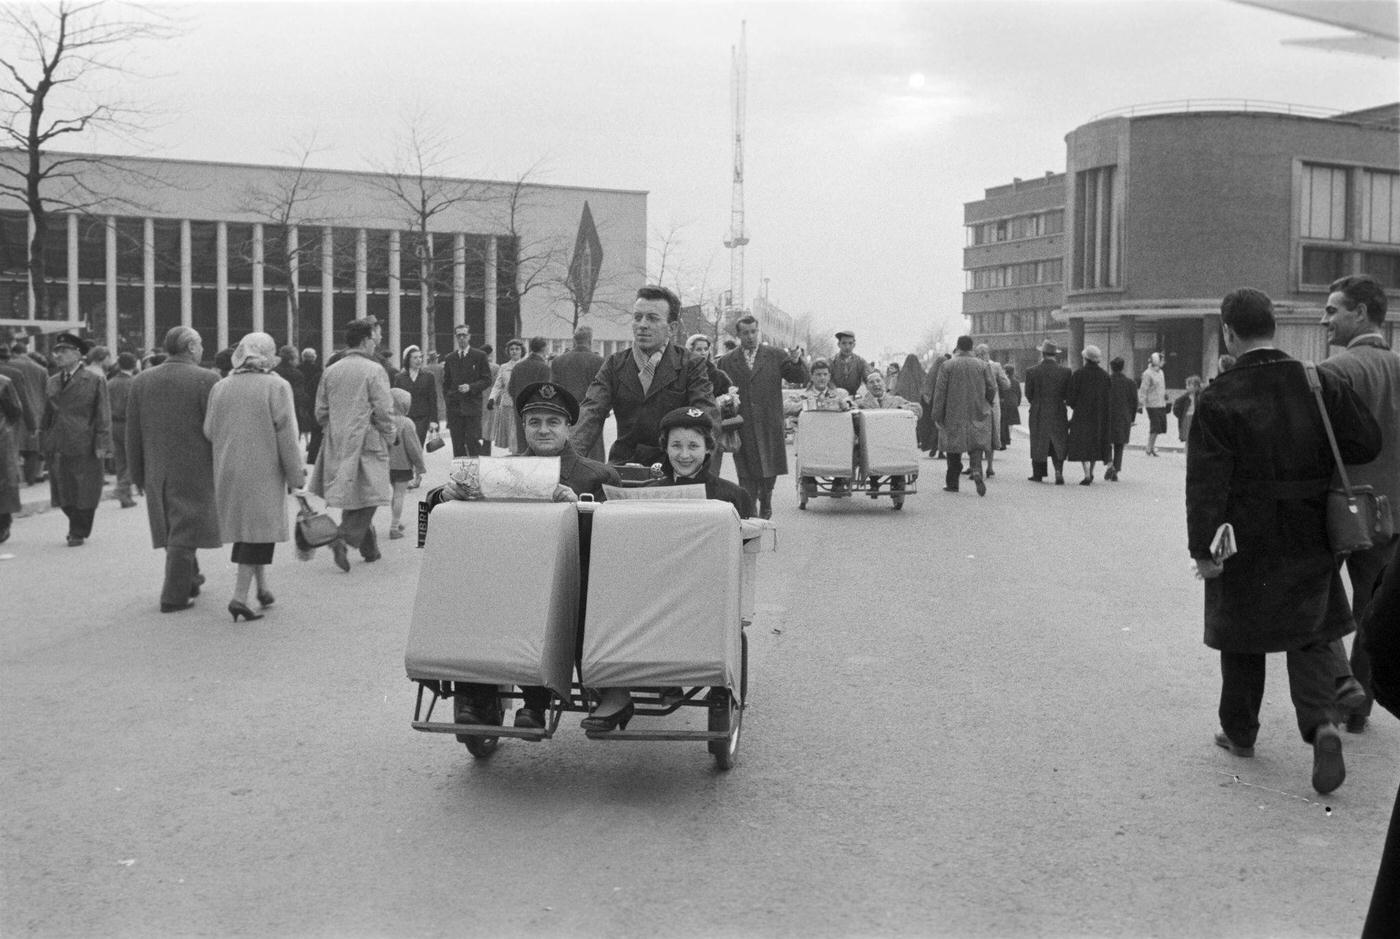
[708,689,741,770]
[463,734,500,758]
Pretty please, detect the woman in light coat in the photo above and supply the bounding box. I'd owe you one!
[488,338,526,451]
[205,332,304,622]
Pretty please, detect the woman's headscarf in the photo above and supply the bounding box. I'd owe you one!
[231,332,278,372]
[895,353,925,402]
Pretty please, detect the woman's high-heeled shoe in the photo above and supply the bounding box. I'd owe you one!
[580,701,634,732]
[228,600,264,622]
[256,590,275,608]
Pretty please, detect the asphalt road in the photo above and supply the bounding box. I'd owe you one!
[2,429,1395,938]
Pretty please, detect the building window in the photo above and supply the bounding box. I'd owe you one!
[1072,166,1117,289]
[1302,246,1348,285]
[1361,170,1400,245]
[1363,252,1400,290]
[1301,164,1349,240]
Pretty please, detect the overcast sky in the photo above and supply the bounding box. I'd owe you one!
[23,0,1400,357]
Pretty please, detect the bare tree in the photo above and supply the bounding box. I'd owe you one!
[367,117,489,354]
[231,135,344,348]
[0,1,171,318]
[484,160,566,343]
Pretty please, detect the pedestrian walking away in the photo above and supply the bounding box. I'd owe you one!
[310,317,397,572]
[506,336,552,453]
[549,326,606,462]
[106,353,139,508]
[1186,287,1380,796]
[1065,345,1112,485]
[125,326,223,612]
[1106,356,1137,481]
[205,332,305,622]
[931,335,996,496]
[1024,340,1070,484]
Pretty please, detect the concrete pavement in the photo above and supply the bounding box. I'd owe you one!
[2,430,1394,937]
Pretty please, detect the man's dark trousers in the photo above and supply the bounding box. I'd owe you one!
[161,547,202,607]
[447,410,486,458]
[1219,640,1337,746]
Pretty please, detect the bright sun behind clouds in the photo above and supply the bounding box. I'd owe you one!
[907,72,926,89]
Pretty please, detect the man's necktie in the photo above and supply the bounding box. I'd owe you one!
[639,356,656,394]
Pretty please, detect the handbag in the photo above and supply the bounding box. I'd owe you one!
[424,422,445,453]
[294,493,340,549]
[1304,363,1394,555]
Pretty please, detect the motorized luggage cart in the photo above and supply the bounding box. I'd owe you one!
[794,409,858,509]
[794,408,919,509]
[855,408,920,510]
[405,495,773,769]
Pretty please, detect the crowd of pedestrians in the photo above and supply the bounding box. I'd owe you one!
[1,272,1396,928]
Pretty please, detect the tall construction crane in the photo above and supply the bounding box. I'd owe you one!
[723,21,749,315]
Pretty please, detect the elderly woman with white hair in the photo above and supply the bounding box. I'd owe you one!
[204,332,306,621]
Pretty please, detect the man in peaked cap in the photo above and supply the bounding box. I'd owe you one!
[828,330,869,399]
[445,379,620,731]
[1023,339,1071,484]
[41,332,112,546]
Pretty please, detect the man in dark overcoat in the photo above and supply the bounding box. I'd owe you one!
[506,336,552,454]
[439,325,494,458]
[550,326,605,461]
[41,333,111,546]
[126,327,222,612]
[571,285,715,467]
[1023,340,1070,484]
[1106,356,1138,481]
[716,313,808,519]
[1064,345,1113,484]
[8,341,50,483]
[298,348,324,463]
[1188,288,1380,796]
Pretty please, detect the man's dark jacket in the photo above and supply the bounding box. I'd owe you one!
[1186,348,1380,653]
[440,346,493,416]
[571,344,714,465]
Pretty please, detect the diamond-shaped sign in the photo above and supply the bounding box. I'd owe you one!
[567,201,603,314]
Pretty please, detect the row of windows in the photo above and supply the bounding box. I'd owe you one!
[971,310,1055,335]
[966,258,1064,291]
[0,211,499,293]
[1301,165,1400,245]
[1301,247,1400,290]
[966,209,1065,246]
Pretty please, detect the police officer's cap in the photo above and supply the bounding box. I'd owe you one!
[516,381,578,424]
[52,332,90,354]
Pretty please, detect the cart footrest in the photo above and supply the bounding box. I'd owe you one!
[412,720,551,741]
[583,728,731,742]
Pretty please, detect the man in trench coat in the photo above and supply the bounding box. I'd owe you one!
[127,327,223,612]
[8,341,49,484]
[1023,340,1071,484]
[311,317,396,572]
[1188,287,1380,796]
[550,326,605,461]
[717,313,808,519]
[41,333,111,546]
[930,335,996,496]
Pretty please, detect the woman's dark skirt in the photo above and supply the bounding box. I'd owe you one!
[231,542,275,565]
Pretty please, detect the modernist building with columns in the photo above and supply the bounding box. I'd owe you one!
[0,151,646,362]
[965,102,1399,387]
